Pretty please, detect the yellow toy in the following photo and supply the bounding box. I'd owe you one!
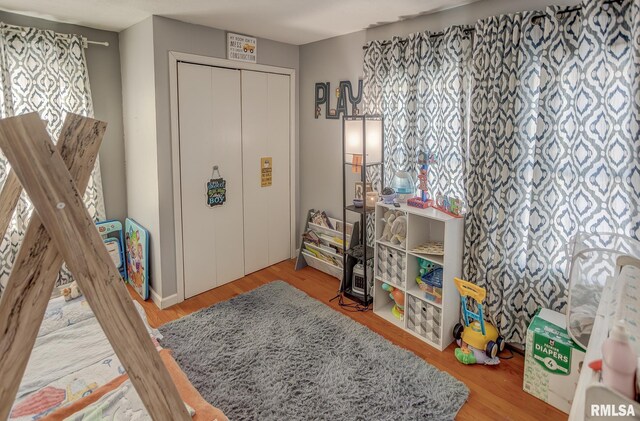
[452,277,505,365]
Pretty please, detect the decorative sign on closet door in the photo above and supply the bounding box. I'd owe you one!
[261,157,272,187]
[207,165,226,207]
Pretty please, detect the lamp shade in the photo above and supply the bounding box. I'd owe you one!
[344,118,382,164]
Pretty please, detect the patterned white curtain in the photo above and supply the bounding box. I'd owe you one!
[465,1,640,344]
[363,27,472,199]
[0,24,105,296]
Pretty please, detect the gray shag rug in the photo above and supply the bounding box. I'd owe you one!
[159,281,468,420]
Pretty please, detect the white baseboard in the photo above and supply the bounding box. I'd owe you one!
[149,287,178,310]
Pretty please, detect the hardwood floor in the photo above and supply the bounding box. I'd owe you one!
[129,260,567,421]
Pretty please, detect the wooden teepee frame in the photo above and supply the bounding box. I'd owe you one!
[0,113,190,420]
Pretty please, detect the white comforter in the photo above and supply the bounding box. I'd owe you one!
[10,295,162,420]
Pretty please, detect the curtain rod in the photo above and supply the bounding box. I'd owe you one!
[0,22,109,47]
[531,6,580,23]
[531,0,621,22]
[364,0,622,50]
[362,28,473,49]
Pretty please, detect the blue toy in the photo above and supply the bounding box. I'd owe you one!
[96,220,126,278]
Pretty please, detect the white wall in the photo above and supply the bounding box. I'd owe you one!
[119,18,164,296]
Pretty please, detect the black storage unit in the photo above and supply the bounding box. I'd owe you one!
[340,115,384,306]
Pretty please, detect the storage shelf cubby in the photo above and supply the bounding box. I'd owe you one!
[376,242,407,288]
[373,202,464,351]
[375,276,405,291]
[407,289,442,308]
[376,239,405,253]
[373,278,405,329]
[407,251,444,266]
[406,294,442,346]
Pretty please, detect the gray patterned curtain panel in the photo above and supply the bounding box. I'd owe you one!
[362,27,472,200]
[465,0,640,344]
[363,0,640,344]
[0,24,105,296]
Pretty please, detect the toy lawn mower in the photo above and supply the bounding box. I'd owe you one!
[452,277,505,365]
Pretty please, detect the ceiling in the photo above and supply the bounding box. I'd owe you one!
[0,0,479,45]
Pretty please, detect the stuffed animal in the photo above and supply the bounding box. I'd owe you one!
[380,210,396,242]
[60,281,82,301]
[390,215,407,247]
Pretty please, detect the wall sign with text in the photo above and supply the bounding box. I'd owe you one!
[207,166,226,207]
[261,157,272,187]
[315,79,362,119]
[207,178,226,207]
[227,32,257,63]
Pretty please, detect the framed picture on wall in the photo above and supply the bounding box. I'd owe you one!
[354,182,373,200]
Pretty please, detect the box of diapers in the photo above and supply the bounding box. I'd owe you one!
[523,308,586,413]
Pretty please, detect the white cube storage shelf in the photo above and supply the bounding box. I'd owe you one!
[373,202,464,351]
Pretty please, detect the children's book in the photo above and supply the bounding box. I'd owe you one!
[125,218,150,300]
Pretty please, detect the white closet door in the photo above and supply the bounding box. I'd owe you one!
[241,71,291,274]
[179,63,244,298]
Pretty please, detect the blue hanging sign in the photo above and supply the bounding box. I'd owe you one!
[207,166,226,207]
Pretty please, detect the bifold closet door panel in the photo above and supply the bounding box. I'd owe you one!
[178,63,244,298]
[265,73,291,265]
[241,71,291,274]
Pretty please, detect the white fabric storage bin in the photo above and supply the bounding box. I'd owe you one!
[376,243,406,287]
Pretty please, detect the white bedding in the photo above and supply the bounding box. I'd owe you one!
[10,295,162,420]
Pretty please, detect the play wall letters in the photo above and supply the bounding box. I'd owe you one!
[315,79,363,119]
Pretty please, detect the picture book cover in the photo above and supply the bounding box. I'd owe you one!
[125,218,150,300]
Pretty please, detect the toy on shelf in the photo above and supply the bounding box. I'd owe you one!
[432,193,466,217]
[408,151,437,209]
[96,220,126,278]
[415,258,443,304]
[452,277,505,365]
[379,209,407,248]
[382,282,405,320]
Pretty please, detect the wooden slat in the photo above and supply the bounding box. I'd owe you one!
[0,114,106,418]
[0,113,190,420]
[0,172,21,241]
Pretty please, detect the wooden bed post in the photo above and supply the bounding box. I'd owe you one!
[0,114,106,419]
[0,113,190,420]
